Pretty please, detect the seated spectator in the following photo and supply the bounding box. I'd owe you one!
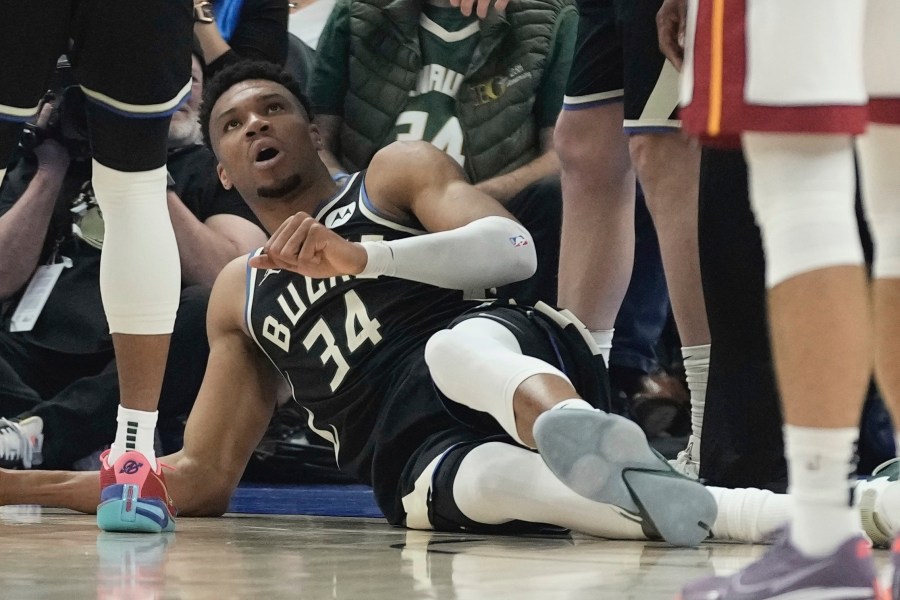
[0,54,267,470]
[288,0,336,49]
[193,0,289,78]
[308,0,577,304]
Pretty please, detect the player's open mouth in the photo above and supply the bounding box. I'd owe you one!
[254,147,282,168]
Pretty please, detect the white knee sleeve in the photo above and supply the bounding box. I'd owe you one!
[743,133,863,288]
[92,160,180,334]
[424,317,570,446]
[858,124,900,279]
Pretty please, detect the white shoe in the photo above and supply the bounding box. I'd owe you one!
[856,457,900,548]
[0,417,44,469]
[669,434,700,480]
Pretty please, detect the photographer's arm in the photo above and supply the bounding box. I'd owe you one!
[167,190,268,288]
[0,110,70,300]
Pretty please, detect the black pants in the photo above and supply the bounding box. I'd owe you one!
[697,148,786,491]
[0,285,210,468]
[498,176,562,306]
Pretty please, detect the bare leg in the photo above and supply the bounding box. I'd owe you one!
[769,267,871,428]
[628,132,708,346]
[555,103,635,330]
[113,334,171,412]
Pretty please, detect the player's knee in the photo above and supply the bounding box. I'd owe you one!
[744,133,863,287]
[556,109,631,182]
[452,443,514,508]
[424,329,464,381]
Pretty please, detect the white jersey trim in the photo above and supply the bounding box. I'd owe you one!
[419,14,480,43]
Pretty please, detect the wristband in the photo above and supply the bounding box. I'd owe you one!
[194,1,215,23]
[358,241,394,278]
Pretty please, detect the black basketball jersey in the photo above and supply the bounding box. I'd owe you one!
[245,171,480,482]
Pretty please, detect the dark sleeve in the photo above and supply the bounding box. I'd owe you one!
[197,179,260,225]
[533,6,578,129]
[0,156,33,218]
[205,0,290,78]
[169,146,262,227]
[308,0,350,115]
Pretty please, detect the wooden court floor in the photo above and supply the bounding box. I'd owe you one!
[0,507,893,599]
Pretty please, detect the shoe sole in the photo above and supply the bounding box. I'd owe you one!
[97,484,176,534]
[533,409,716,547]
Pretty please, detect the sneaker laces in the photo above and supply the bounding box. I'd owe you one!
[0,418,35,469]
[670,437,700,480]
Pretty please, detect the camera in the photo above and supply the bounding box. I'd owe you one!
[19,57,91,161]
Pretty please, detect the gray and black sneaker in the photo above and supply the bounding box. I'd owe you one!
[532,408,716,547]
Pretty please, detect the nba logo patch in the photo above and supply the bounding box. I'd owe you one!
[509,235,528,247]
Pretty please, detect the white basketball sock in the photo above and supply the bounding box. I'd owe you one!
[589,329,614,365]
[682,344,709,459]
[109,406,159,471]
[550,399,596,412]
[785,425,860,556]
[707,485,792,543]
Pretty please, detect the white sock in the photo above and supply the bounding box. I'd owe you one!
[551,399,596,412]
[589,329,614,366]
[785,425,859,556]
[707,485,792,542]
[895,433,900,459]
[0,168,6,185]
[682,344,709,458]
[109,406,159,470]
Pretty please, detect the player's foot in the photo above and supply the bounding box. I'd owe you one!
[890,537,900,600]
[669,434,700,480]
[0,417,43,469]
[97,450,176,533]
[680,530,884,600]
[532,408,716,547]
[858,458,900,548]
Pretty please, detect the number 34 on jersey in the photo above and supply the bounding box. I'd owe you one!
[263,282,383,392]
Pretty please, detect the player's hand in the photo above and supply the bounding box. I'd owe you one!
[449,0,509,19]
[248,211,369,278]
[32,103,70,175]
[657,0,687,71]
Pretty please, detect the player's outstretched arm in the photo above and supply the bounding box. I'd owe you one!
[0,257,279,516]
[167,256,281,516]
[355,141,538,290]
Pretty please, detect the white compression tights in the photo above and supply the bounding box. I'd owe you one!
[451,442,790,543]
[424,316,571,447]
[92,161,180,334]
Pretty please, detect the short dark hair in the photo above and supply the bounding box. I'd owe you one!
[199,61,314,150]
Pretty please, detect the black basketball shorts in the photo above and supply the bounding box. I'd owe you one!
[393,304,609,534]
[563,0,680,133]
[0,0,192,123]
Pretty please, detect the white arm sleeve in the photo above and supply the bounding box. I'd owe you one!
[357,216,537,290]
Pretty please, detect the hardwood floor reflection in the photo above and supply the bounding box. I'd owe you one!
[0,508,891,599]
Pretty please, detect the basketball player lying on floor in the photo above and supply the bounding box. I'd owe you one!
[1,62,897,547]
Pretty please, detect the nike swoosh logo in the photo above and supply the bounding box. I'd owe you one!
[610,506,643,526]
[730,558,833,595]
